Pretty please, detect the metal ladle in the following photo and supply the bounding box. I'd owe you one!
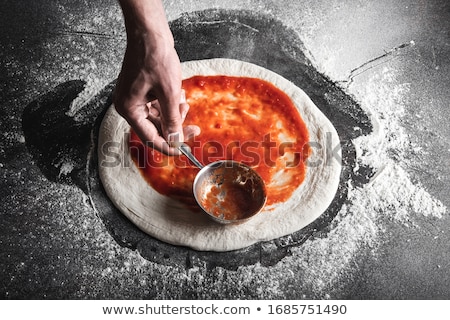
[177,143,267,224]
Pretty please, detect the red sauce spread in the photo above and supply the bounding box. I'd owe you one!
[129,75,310,210]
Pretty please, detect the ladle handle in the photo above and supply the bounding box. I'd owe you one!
[179,143,204,169]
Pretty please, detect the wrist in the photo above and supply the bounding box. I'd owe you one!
[119,0,174,48]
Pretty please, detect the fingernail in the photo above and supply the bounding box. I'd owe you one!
[168,132,182,148]
[149,107,159,117]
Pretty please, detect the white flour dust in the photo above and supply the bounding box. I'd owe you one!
[119,65,448,300]
[66,76,105,121]
[351,67,446,220]
[57,160,75,178]
[218,66,448,298]
[82,65,447,299]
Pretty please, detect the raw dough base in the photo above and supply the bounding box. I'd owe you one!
[98,58,341,252]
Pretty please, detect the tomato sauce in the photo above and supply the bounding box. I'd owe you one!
[129,75,310,209]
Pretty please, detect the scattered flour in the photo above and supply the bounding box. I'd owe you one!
[6,2,445,299]
[57,8,446,298]
[68,46,446,299]
[290,66,444,295]
[2,131,25,145]
[223,66,448,298]
[351,67,446,220]
[115,65,448,300]
[66,76,105,120]
[57,161,75,178]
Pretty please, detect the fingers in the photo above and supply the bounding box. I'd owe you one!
[114,60,198,156]
[146,94,192,144]
[146,101,162,134]
[147,98,186,120]
[147,101,160,117]
[150,103,200,154]
[158,91,185,144]
[120,98,200,156]
[179,101,190,122]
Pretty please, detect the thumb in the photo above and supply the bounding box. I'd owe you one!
[160,105,184,144]
[160,90,187,147]
[167,132,183,148]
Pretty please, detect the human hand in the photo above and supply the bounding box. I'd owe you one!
[114,0,199,155]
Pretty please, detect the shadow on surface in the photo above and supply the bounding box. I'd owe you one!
[22,80,114,194]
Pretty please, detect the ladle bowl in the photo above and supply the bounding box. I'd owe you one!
[178,143,267,224]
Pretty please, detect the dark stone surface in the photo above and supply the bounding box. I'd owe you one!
[1,0,449,300]
[87,9,371,270]
[19,9,372,271]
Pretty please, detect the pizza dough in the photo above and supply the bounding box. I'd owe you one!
[98,58,341,252]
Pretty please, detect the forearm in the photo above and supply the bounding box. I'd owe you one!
[118,0,174,47]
